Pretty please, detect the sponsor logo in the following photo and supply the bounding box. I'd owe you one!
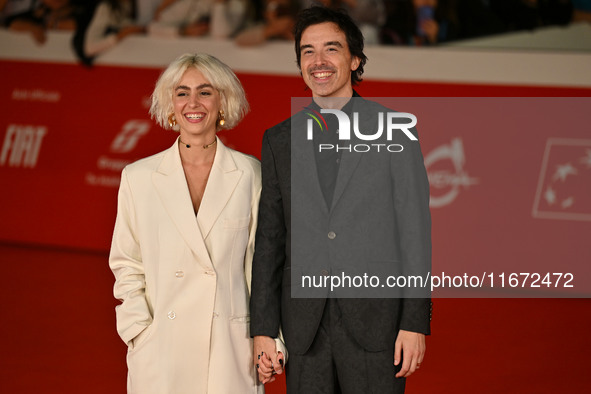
[86,120,151,188]
[0,124,47,168]
[532,138,591,221]
[110,120,151,153]
[425,138,479,208]
[11,89,60,103]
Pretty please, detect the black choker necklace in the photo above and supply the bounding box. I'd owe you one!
[179,138,217,149]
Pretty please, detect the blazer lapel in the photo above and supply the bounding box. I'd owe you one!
[331,150,362,211]
[197,137,242,240]
[331,96,375,210]
[330,97,371,211]
[292,112,330,214]
[152,138,213,270]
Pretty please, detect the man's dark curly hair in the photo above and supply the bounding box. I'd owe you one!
[294,6,367,86]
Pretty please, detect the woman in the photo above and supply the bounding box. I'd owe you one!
[109,53,279,393]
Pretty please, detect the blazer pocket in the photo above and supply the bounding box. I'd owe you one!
[223,216,250,230]
[129,322,155,352]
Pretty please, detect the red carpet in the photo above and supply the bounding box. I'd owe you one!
[0,243,589,393]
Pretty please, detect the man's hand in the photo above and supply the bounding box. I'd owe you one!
[394,330,425,378]
[254,335,284,384]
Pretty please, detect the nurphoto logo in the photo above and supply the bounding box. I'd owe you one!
[305,107,418,153]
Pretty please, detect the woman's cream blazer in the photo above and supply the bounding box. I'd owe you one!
[109,137,281,393]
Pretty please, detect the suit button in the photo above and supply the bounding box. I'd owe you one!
[167,311,176,320]
[328,231,336,240]
[205,270,215,276]
[175,270,184,278]
[321,270,329,276]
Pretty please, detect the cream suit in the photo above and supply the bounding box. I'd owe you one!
[109,137,273,393]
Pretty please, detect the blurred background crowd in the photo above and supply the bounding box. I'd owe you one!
[2,0,590,65]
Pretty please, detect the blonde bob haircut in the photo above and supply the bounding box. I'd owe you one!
[150,53,249,131]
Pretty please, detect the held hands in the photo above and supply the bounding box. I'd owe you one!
[253,335,284,384]
[394,330,426,378]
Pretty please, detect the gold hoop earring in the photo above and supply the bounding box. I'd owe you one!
[168,113,177,128]
[218,110,225,127]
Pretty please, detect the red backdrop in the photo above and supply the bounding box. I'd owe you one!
[1,60,590,296]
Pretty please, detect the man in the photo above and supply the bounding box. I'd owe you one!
[250,6,432,393]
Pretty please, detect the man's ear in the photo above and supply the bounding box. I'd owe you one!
[350,56,361,72]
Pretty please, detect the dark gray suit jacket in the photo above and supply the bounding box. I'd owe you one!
[250,96,431,356]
